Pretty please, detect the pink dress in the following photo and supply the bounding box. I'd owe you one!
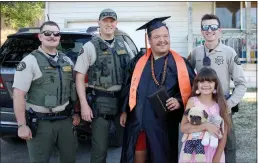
[178,97,225,163]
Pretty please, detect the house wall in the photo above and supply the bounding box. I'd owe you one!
[47,2,192,57]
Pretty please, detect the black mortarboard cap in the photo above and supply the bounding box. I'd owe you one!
[136,16,171,33]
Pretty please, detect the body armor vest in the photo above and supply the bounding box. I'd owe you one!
[88,37,131,116]
[27,50,74,108]
[88,37,131,90]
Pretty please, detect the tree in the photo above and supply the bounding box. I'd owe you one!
[0,2,45,29]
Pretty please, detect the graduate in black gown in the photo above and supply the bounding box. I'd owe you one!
[119,16,196,163]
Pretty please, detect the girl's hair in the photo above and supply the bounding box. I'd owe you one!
[191,67,231,131]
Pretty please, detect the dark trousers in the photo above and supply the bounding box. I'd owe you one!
[27,117,78,163]
[91,117,110,163]
[225,114,237,163]
[167,120,180,163]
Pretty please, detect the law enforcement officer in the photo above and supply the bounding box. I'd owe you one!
[13,21,80,163]
[188,14,247,163]
[74,8,135,163]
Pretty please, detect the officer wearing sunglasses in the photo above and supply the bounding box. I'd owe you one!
[41,30,61,37]
[188,14,247,163]
[12,21,80,163]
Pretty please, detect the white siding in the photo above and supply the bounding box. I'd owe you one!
[192,2,214,35]
[47,2,189,57]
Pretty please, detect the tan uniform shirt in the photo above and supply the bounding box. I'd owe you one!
[190,42,247,112]
[74,37,135,91]
[12,46,74,113]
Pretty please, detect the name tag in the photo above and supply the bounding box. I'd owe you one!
[103,51,109,55]
[62,66,72,72]
[44,66,55,70]
[117,50,127,55]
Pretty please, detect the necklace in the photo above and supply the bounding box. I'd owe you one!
[151,54,168,87]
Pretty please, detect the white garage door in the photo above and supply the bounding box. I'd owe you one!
[67,21,146,50]
[49,2,189,56]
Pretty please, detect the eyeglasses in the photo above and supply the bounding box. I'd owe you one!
[99,12,117,20]
[201,24,220,31]
[41,30,60,37]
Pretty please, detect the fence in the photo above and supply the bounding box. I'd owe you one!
[193,32,257,64]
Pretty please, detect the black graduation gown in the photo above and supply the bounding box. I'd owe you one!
[120,52,196,163]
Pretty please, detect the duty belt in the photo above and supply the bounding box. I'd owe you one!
[31,109,71,120]
[87,87,121,98]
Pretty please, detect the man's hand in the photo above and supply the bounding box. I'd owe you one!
[80,102,93,122]
[120,112,127,127]
[72,114,80,126]
[18,125,32,140]
[166,97,180,111]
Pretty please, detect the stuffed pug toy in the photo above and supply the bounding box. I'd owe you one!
[201,114,224,148]
[181,106,208,163]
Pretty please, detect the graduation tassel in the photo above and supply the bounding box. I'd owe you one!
[145,29,148,55]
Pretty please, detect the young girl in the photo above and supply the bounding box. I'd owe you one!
[179,67,231,163]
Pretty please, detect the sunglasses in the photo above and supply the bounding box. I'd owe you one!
[41,30,60,37]
[99,12,117,20]
[201,24,220,31]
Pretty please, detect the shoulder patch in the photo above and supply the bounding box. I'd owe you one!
[16,61,26,71]
[78,48,84,56]
[234,55,241,65]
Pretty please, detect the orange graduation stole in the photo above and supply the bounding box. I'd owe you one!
[129,48,192,111]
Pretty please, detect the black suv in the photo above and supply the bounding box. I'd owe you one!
[0,27,138,146]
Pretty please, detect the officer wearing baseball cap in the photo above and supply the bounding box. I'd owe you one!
[99,8,117,20]
[74,8,135,163]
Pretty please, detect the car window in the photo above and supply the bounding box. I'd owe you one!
[0,34,92,66]
[122,35,138,55]
[0,36,40,67]
[57,35,92,63]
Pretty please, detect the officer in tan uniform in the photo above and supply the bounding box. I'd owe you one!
[189,14,247,163]
[75,8,135,163]
[13,21,80,163]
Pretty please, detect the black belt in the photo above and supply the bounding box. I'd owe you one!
[32,109,70,119]
[87,88,120,98]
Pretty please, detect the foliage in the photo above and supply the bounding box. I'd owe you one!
[0,2,45,29]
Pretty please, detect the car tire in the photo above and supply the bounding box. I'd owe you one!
[108,114,124,147]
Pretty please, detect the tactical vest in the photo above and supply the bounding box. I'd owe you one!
[27,50,74,108]
[88,37,131,90]
[88,37,131,115]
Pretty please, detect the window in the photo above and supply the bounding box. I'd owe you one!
[58,35,92,64]
[215,1,257,30]
[241,1,257,29]
[123,35,138,55]
[215,2,241,29]
[0,37,40,67]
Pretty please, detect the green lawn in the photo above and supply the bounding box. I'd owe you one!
[234,98,257,163]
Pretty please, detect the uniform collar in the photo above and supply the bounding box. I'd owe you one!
[204,41,223,53]
[98,36,116,48]
[38,46,59,60]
